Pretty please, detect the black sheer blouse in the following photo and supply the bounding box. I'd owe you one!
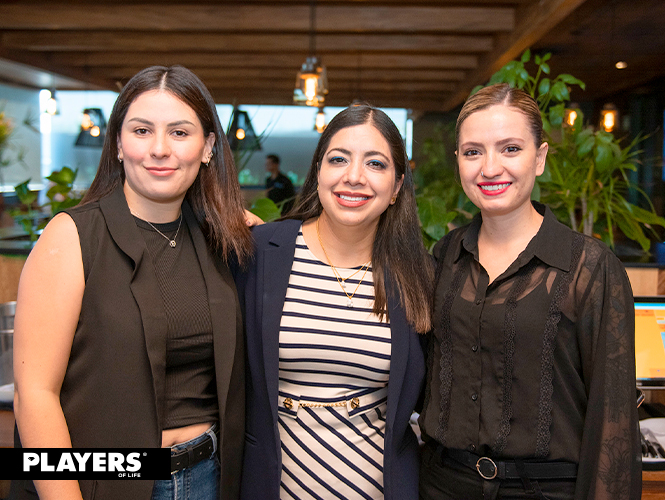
[419,203,641,499]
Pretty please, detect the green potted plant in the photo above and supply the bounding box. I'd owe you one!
[0,109,30,215]
[11,166,83,241]
[414,123,477,250]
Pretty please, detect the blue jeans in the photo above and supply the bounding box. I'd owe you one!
[151,425,220,500]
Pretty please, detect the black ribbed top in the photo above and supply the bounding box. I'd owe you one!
[134,214,218,429]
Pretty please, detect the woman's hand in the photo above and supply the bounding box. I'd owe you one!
[244,209,264,227]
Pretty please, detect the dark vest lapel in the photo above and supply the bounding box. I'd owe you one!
[182,204,238,426]
[99,186,168,430]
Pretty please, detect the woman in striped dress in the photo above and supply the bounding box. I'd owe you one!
[239,104,433,500]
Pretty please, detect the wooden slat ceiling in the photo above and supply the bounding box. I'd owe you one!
[0,0,663,112]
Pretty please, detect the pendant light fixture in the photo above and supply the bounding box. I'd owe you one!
[600,103,619,133]
[74,108,106,147]
[226,107,261,151]
[563,103,580,127]
[314,107,326,133]
[45,89,58,116]
[293,0,328,106]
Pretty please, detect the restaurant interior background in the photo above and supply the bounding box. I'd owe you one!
[1,1,665,498]
[0,0,664,217]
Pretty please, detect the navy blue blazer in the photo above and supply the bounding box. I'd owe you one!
[238,219,425,500]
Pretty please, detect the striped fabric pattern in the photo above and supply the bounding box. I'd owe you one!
[278,230,392,500]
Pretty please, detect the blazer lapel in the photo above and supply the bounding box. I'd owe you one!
[99,186,168,430]
[386,289,409,428]
[261,221,299,425]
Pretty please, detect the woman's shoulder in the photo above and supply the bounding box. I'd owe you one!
[432,223,470,261]
[575,231,625,272]
[64,200,103,225]
[251,219,302,246]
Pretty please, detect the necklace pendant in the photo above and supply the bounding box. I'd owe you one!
[169,240,177,248]
[341,281,347,289]
[347,298,353,308]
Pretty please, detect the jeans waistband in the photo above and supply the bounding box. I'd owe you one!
[170,423,219,475]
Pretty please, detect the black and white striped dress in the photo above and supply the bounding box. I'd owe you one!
[278,230,392,500]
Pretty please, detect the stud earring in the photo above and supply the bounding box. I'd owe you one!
[117,155,123,164]
[391,196,397,204]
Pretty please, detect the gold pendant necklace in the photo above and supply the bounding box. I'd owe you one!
[316,217,370,308]
[132,211,182,248]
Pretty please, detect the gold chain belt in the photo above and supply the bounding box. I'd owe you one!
[283,397,360,411]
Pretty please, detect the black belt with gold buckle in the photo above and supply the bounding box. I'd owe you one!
[431,443,578,481]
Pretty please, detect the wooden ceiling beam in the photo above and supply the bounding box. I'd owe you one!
[1,31,494,53]
[53,58,467,82]
[207,91,451,111]
[0,47,109,89]
[4,49,478,72]
[0,4,514,33]
[83,67,457,92]
[442,0,591,110]
[198,80,458,93]
[6,0,531,5]
[84,66,466,85]
[48,52,475,72]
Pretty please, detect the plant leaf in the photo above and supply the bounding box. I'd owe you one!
[14,179,38,205]
[538,78,551,96]
[249,197,281,223]
[548,103,565,127]
[550,80,569,101]
[558,74,585,89]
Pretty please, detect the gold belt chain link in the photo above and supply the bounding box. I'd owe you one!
[283,397,360,411]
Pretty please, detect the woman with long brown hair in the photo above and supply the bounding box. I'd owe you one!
[240,104,433,499]
[12,66,252,500]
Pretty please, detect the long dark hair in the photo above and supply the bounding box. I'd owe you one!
[82,65,252,265]
[287,104,433,333]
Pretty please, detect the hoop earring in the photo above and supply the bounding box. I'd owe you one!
[204,152,213,167]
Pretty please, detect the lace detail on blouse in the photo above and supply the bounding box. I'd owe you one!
[420,203,641,499]
[534,232,584,457]
[493,259,538,454]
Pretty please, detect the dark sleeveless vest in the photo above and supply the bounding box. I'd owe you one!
[12,186,244,500]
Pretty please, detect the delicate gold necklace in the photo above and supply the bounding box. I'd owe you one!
[316,217,371,308]
[132,211,182,248]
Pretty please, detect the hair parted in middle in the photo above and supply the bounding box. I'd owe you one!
[286,103,433,333]
[82,65,252,265]
[456,83,544,150]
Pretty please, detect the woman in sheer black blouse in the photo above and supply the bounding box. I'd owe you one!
[418,83,641,500]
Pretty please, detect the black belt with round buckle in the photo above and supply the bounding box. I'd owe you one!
[476,456,498,479]
[430,443,578,481]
